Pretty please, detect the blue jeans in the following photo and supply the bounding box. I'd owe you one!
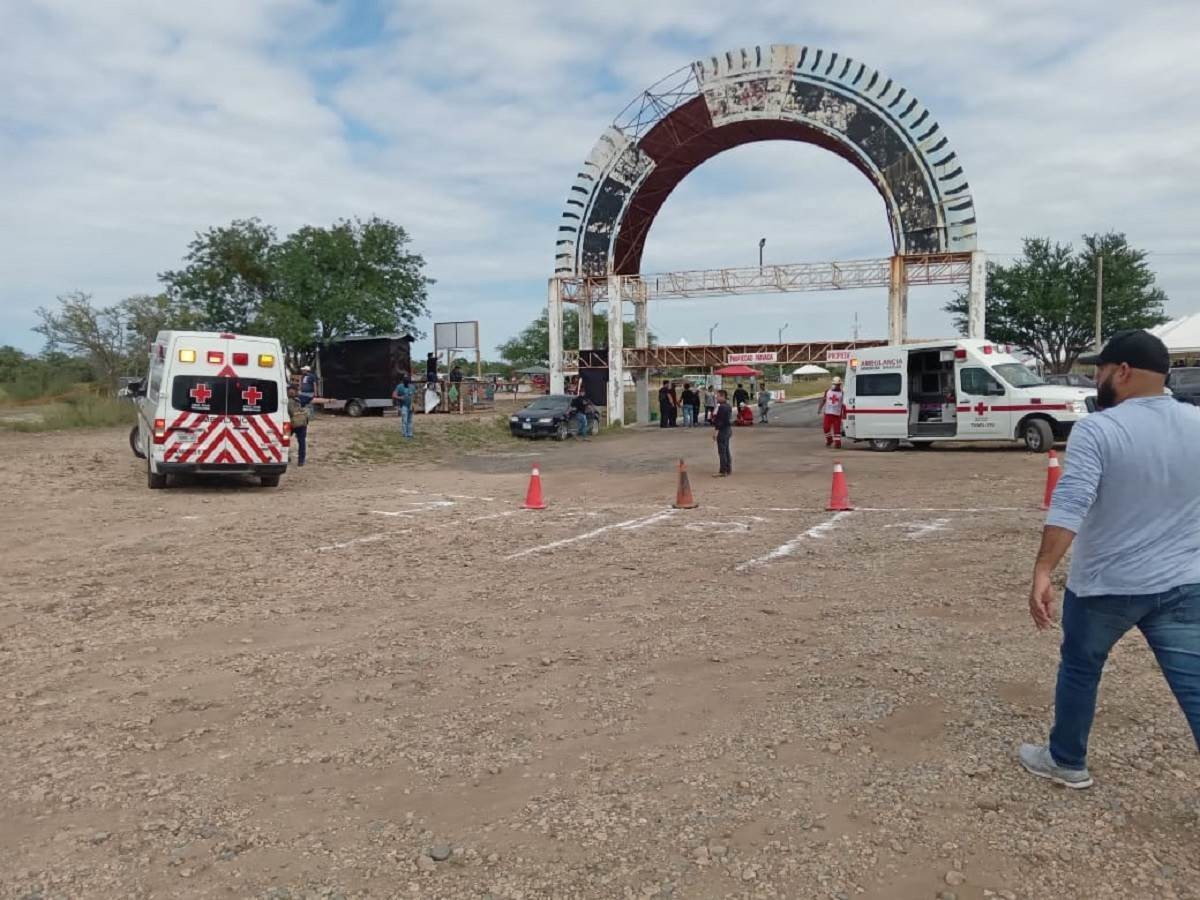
[399,403,413,439]
[682,406,695,426]
[576,411,589,437]
[293,425,307,465]
[1051,584,1200,769]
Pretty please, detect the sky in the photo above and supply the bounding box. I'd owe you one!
[2,0,1199,358]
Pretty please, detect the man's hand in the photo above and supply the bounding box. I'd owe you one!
[1029,569,1057,630]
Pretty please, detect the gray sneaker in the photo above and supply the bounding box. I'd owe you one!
[1018,743,1094,789]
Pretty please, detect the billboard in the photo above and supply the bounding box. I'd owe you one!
[434,321,479,352]
[825,350,853,363]
[727,351,778,364]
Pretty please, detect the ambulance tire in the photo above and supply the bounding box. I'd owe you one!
[345,399,365,418]
[869,438,900,452]
[147,456,167,490]
[1022,419,1054,453]
[130,425,146,459]
[259,474,281,488]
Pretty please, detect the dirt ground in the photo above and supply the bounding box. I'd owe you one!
[1,407,1197,900]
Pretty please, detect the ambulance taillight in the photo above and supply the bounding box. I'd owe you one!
[207,351,224,364]
[178,349,196,363]
[982,345,993,355]
[282,421,292,444]
[258,354,274,368]
[954,348,968,360]
[232,352,249,366]
[153,418,167,444]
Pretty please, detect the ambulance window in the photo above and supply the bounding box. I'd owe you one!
[961,367,1005,396]
[226,378,278,415]
[172,376,223,413]
[855,374,902,396]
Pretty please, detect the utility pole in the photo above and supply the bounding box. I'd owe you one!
[758,238,766,270]
[778,323,788,382]
[709,322,718,345]
[852,312,860,342]
[1094,255,1104,352]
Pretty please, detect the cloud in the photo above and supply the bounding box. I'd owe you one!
[1,0,1198,359]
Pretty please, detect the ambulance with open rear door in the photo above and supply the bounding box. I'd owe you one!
[842,339,1096,452]
[133,331,290,488]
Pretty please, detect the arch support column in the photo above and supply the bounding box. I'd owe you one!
[633,295,649,425]
[967,250,987,339]
[548,279,564,394]
[888,256,908,345]
[607,276,624,426]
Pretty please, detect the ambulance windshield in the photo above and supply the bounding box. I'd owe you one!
[993,364,1044,388]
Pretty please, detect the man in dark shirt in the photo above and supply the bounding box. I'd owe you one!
[658,380,674,429]
[732,382,749,408]
[711,389,733,477]
[680,383,696,427]
[570,392,591,440]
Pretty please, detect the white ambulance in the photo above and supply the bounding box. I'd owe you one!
[132,331,291,488]
[842,339,1095,452]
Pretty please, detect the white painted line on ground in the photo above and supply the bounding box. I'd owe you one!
[735,511,854,571]
[468,511,517,523]
[505,509,676,560]
[886,518,952,539]
[853,507,1031,513]
[684,515,768,534]
[619,509,678,530]
[370,500,456,517]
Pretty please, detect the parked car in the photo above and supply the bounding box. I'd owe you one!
[1166,367,1200,405]
[1045,373,1095,388]
[510,394,599,440]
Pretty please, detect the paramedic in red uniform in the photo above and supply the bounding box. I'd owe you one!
[819,376,846,448]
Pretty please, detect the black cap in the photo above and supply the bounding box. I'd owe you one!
[1078,329,1170,374]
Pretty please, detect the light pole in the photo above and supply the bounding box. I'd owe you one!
[758,237,766,269]
[709,322,718,345]
[778,323,788,381]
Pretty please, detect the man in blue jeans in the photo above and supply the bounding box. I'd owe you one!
[1023,330,1200,788]
[570,392,591,440]
[391,373,415,439]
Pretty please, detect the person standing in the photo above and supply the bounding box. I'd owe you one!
[689,384,702,427]
[391,373,415,439]
[732,382,749,409]
[298,365,318,408]
[667,381,680,427]
[658,380,673,428]
[757,386,771,424]
[819,377,846,448]
[287,385,310,466]
[680,383,696,427]
[703,385,716,424]
[1021,330,1200,789]
[711,389,733,476]
[570,391,591,440]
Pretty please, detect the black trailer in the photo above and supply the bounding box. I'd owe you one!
[317,334,414,417]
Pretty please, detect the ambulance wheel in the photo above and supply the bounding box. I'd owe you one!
[345,399,365,418]
[130,425,146,459]
[147,457,167,490]
[1022,419,1054,452]
[869,439,900,452]
[260,474,281,488]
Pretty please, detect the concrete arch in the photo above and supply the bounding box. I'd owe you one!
[555,44,978,276]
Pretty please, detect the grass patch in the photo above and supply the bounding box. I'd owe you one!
[338,415,520,463]
[0,395,135,432]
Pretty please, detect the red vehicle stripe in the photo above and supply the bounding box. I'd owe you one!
[197,427,230,463]
[259,414,284,442]
[849,408,907,414]
[226,427,265,463]
[992,404,1070,412]
[178,416,226,463]
[244,416,280,461]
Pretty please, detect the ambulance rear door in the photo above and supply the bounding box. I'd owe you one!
[164,334,233,466]
[846,352,908,441]
[224,342,285,467]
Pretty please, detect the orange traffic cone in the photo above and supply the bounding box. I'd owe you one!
[826,461,853,511]
[673,458,698,509]
[1040,450,1061,510]
[522,463,546,510]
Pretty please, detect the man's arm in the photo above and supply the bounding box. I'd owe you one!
[1029,421,1104,629]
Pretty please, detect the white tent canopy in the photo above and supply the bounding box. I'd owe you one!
[675,337,690,346]
[1152,314,1200,354]
[792,364,829,376]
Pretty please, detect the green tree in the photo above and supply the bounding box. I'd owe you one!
[267,217,431,359]
[33,292,132,389]
[159,218,278,333]
[945,232,1168,373]
[119,293,199,353]
[498,308,651,366]
[0,345,27,383]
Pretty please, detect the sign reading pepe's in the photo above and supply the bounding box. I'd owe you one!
[727,352,778,364]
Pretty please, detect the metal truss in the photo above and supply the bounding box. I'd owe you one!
[611,63,703,140]
[563,340,889,371]
[557,254,971,304]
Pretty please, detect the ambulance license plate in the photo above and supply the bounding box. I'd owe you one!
[177,432,197,443]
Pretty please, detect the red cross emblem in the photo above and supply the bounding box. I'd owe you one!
[241,385,263,406]
[974,402,988,416]
[189,382,213,404]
